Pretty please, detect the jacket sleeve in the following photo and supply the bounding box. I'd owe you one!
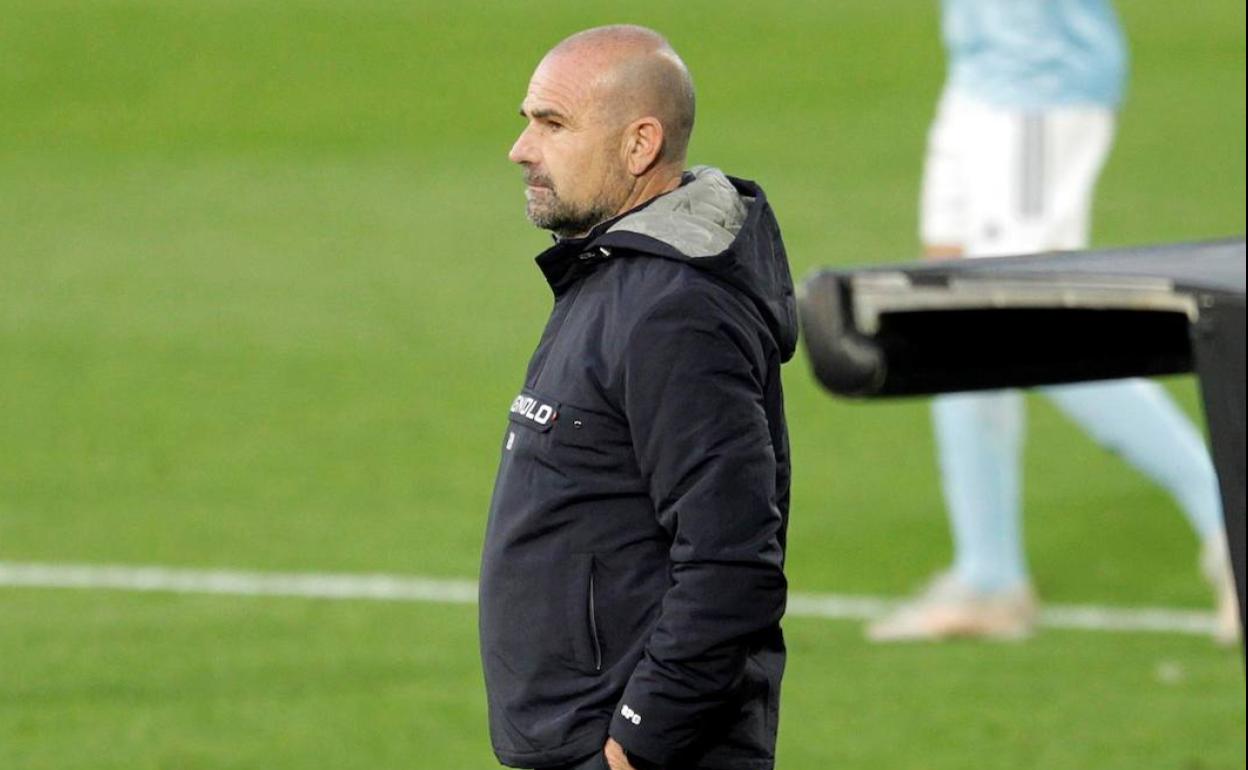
[609,286,787,766]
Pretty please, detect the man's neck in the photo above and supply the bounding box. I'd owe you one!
[560,168,685,241]
[615,167,684,216]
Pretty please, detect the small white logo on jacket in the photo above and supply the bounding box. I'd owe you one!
[510,394,556,426]
[621,704,642,725]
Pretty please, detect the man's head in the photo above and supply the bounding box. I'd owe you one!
[509,25,695,237]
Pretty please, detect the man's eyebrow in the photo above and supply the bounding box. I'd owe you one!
[519,105,570,122]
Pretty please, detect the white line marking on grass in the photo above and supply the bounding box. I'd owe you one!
[785,593,1218,636]
[0,561,1219,636]
[0,562,478,604]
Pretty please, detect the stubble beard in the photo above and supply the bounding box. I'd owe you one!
[524,172,626,239]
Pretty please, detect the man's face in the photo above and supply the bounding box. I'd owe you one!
[509,54,631,237]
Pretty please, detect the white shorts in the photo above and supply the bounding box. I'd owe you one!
[920,89,1116,258]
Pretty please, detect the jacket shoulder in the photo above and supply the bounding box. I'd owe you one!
[603,255,760,329]
[596,258,770,377]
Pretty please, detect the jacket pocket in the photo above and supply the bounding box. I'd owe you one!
[481,551,604,680]
[587,558,603,672]
[550,402,638,480]
[565,553,603,674]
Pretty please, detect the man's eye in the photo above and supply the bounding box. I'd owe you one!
[546,122,563,132]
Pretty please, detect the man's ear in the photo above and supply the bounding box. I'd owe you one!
[623,117,665,176]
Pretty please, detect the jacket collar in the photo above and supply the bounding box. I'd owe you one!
[534,215,618,295]
[533,174,693,296]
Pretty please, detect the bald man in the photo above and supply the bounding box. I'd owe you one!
[479,26,798,770]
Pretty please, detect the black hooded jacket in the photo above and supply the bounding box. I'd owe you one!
[480,167,798,770]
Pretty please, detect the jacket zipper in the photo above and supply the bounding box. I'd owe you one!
[530,282,585,388]
[588,570,602,672]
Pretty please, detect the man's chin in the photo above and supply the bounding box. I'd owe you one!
[526,199,612,237]
[525,204,555,229]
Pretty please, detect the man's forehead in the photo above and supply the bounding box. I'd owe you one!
[522,53,606,116]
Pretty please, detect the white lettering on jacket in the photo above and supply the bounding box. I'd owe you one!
[509,395,556,426]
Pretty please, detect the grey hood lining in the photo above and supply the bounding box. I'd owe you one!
[606,165,753,259]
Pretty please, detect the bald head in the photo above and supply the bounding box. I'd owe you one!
[509,26,695,236]
[544,25,696,165]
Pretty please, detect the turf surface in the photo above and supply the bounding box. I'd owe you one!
[1,1,1244,768]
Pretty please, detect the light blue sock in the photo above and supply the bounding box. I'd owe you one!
[932,391,1029,593]
[1041,378,1224,540]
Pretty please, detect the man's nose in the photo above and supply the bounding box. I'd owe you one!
[509,126,537,165]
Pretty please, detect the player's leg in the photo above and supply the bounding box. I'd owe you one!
[1042,379,1238,642]
[926,99,1042,598]
[869,93,1037,642]
[934,390,1029,593]
[1044,379,1221,539]
[868,387,1037,642]
[1033,104,1238,643]
[918,89,970,261]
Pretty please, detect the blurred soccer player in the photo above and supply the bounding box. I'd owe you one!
[867,0,1239,645]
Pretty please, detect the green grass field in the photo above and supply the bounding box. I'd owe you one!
[1,1,1244,768]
